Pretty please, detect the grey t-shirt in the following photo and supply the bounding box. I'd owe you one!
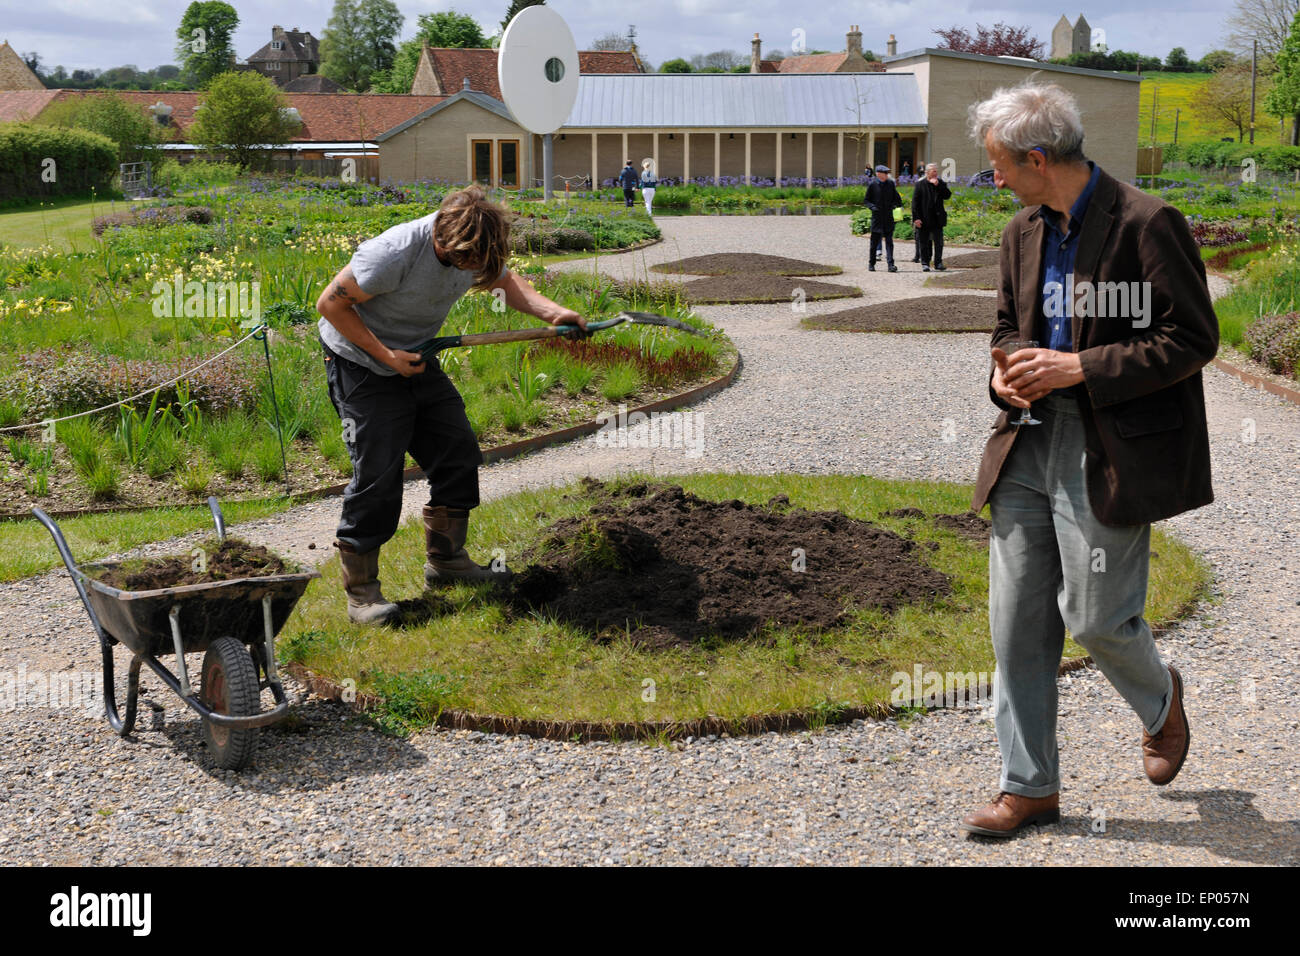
[318,212,506,375]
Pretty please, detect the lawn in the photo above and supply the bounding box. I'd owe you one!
[0,197,128,251]
[280,473,1210,737]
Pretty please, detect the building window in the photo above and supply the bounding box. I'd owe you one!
[268,62,280,71]
[472,140,493,185]
[271,40,284,50]
[498,140,519,189]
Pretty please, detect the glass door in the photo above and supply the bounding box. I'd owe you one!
[471,140,493,186]
[498,140,520,189]
[873,139,891,171]
[898,137,918,177]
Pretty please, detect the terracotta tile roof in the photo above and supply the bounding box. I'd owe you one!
[48,90,444,143]
[0,89,60,122]
[765,54,885,74]
[758,61,780,73]
[425,47,639,99]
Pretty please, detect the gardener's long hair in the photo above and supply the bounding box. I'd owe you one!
[433,185,511,290]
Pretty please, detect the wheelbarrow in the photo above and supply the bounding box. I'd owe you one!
[33,497,320,770]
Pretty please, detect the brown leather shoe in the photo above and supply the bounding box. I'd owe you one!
[960,791,1060,838]
[1142,664,1190,786]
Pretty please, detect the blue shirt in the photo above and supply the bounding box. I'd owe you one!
[1039,161,1100,352]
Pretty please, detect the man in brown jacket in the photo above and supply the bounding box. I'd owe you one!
[959,83,1218,838]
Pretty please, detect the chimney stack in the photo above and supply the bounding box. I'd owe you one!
[887,34,897,56]
[462,77,471,91]
[751,33,762,73]
[846,25,863,57]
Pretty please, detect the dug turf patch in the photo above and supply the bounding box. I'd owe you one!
[682,275,861,305]
[651,253,842,277]
[513,481,950,648]
[924,265,999,291]
[941,250,1001,269]
[801,295,995,333]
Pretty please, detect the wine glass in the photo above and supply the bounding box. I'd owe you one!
[1005,340,1042,426]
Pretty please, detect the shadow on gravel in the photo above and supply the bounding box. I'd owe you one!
[130,695,426,790]
[984,790,1300,864]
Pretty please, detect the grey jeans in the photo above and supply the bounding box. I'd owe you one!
[988,392,1174,797]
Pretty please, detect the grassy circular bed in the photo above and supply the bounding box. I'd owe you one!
[801,295,996,333]
[681,275,861,305]
[279,473,1209,738]
[650,253,843,277]
[940,250,1002,269]
[924,264,1000,291]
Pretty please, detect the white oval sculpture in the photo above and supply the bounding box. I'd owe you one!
[498,5,580,134]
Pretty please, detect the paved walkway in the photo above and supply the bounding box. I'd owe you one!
[2,217,1296,865]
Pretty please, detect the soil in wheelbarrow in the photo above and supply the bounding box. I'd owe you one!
[92,537,293,591]
[651,253,842,276]
[801,294,995,333]
[511,480,951,649]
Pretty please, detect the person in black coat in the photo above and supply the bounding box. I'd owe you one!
[911,162,952,271]
[618,161,638,207]
[864,164,904,272]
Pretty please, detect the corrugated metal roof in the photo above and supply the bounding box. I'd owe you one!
[564,73,926,128]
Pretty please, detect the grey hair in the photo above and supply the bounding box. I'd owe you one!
[968,82,1086,164]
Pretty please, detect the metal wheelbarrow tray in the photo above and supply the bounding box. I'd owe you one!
[33,497,320,770]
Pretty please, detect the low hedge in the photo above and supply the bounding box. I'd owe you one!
[0,123,118,202]
[1244,311,1300,378]
[1165,141,1300,173]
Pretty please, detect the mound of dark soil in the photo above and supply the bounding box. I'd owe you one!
[924,265,999,291]
[512,481,950,648]
[802,294,995,333]
[93,538,292,591]
[941,250,1001,269]
[884,507,991,545]
[652,253,842,276]
[681,275,861,305]
[933,512,991,543]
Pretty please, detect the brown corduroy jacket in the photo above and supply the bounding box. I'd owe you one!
[971,166,1218,527]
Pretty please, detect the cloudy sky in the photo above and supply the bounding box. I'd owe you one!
[1,0,1232,74]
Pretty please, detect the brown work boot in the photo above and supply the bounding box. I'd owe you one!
[422,505,512,586]
[1143,664,1190,786]
[336,542,399,625]
[959,791,1060,838]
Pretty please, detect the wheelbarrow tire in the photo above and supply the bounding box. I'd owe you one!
[200,636,260,770]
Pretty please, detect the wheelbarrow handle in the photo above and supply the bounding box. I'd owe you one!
[207,496,227,543]
[32,507,109,644]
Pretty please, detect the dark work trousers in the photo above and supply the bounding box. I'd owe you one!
[869,227,896,266]
[623,187,635,207]
[323,342,482,555]
[917,226,945,266]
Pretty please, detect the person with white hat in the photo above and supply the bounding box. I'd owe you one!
[639,159,658,217]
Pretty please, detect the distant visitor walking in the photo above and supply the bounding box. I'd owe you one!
[911,162,951,272]
[618,160,638,207]
[640,159,658,216]
[864,164,903,272]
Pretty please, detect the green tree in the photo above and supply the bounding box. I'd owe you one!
[189,71,297,168]
[38,92,161,165]
[370,10,489,93]
[1166,47,1191,71]
[320,0,404,92]
[501,0,545,33]
[1200,49,1239,72]
[1265,10,1300,143]
[175,1,239,87]
[659,58,692,73]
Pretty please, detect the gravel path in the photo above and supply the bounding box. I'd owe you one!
[2,216,1297,866]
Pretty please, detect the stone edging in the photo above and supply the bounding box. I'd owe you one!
[284,655,1094,743]
[0,349,741,523]
[1210,356,1300,406]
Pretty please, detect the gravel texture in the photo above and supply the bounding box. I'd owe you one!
[2,216,1297,865]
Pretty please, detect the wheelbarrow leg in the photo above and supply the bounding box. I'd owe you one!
[100,636,139,737]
